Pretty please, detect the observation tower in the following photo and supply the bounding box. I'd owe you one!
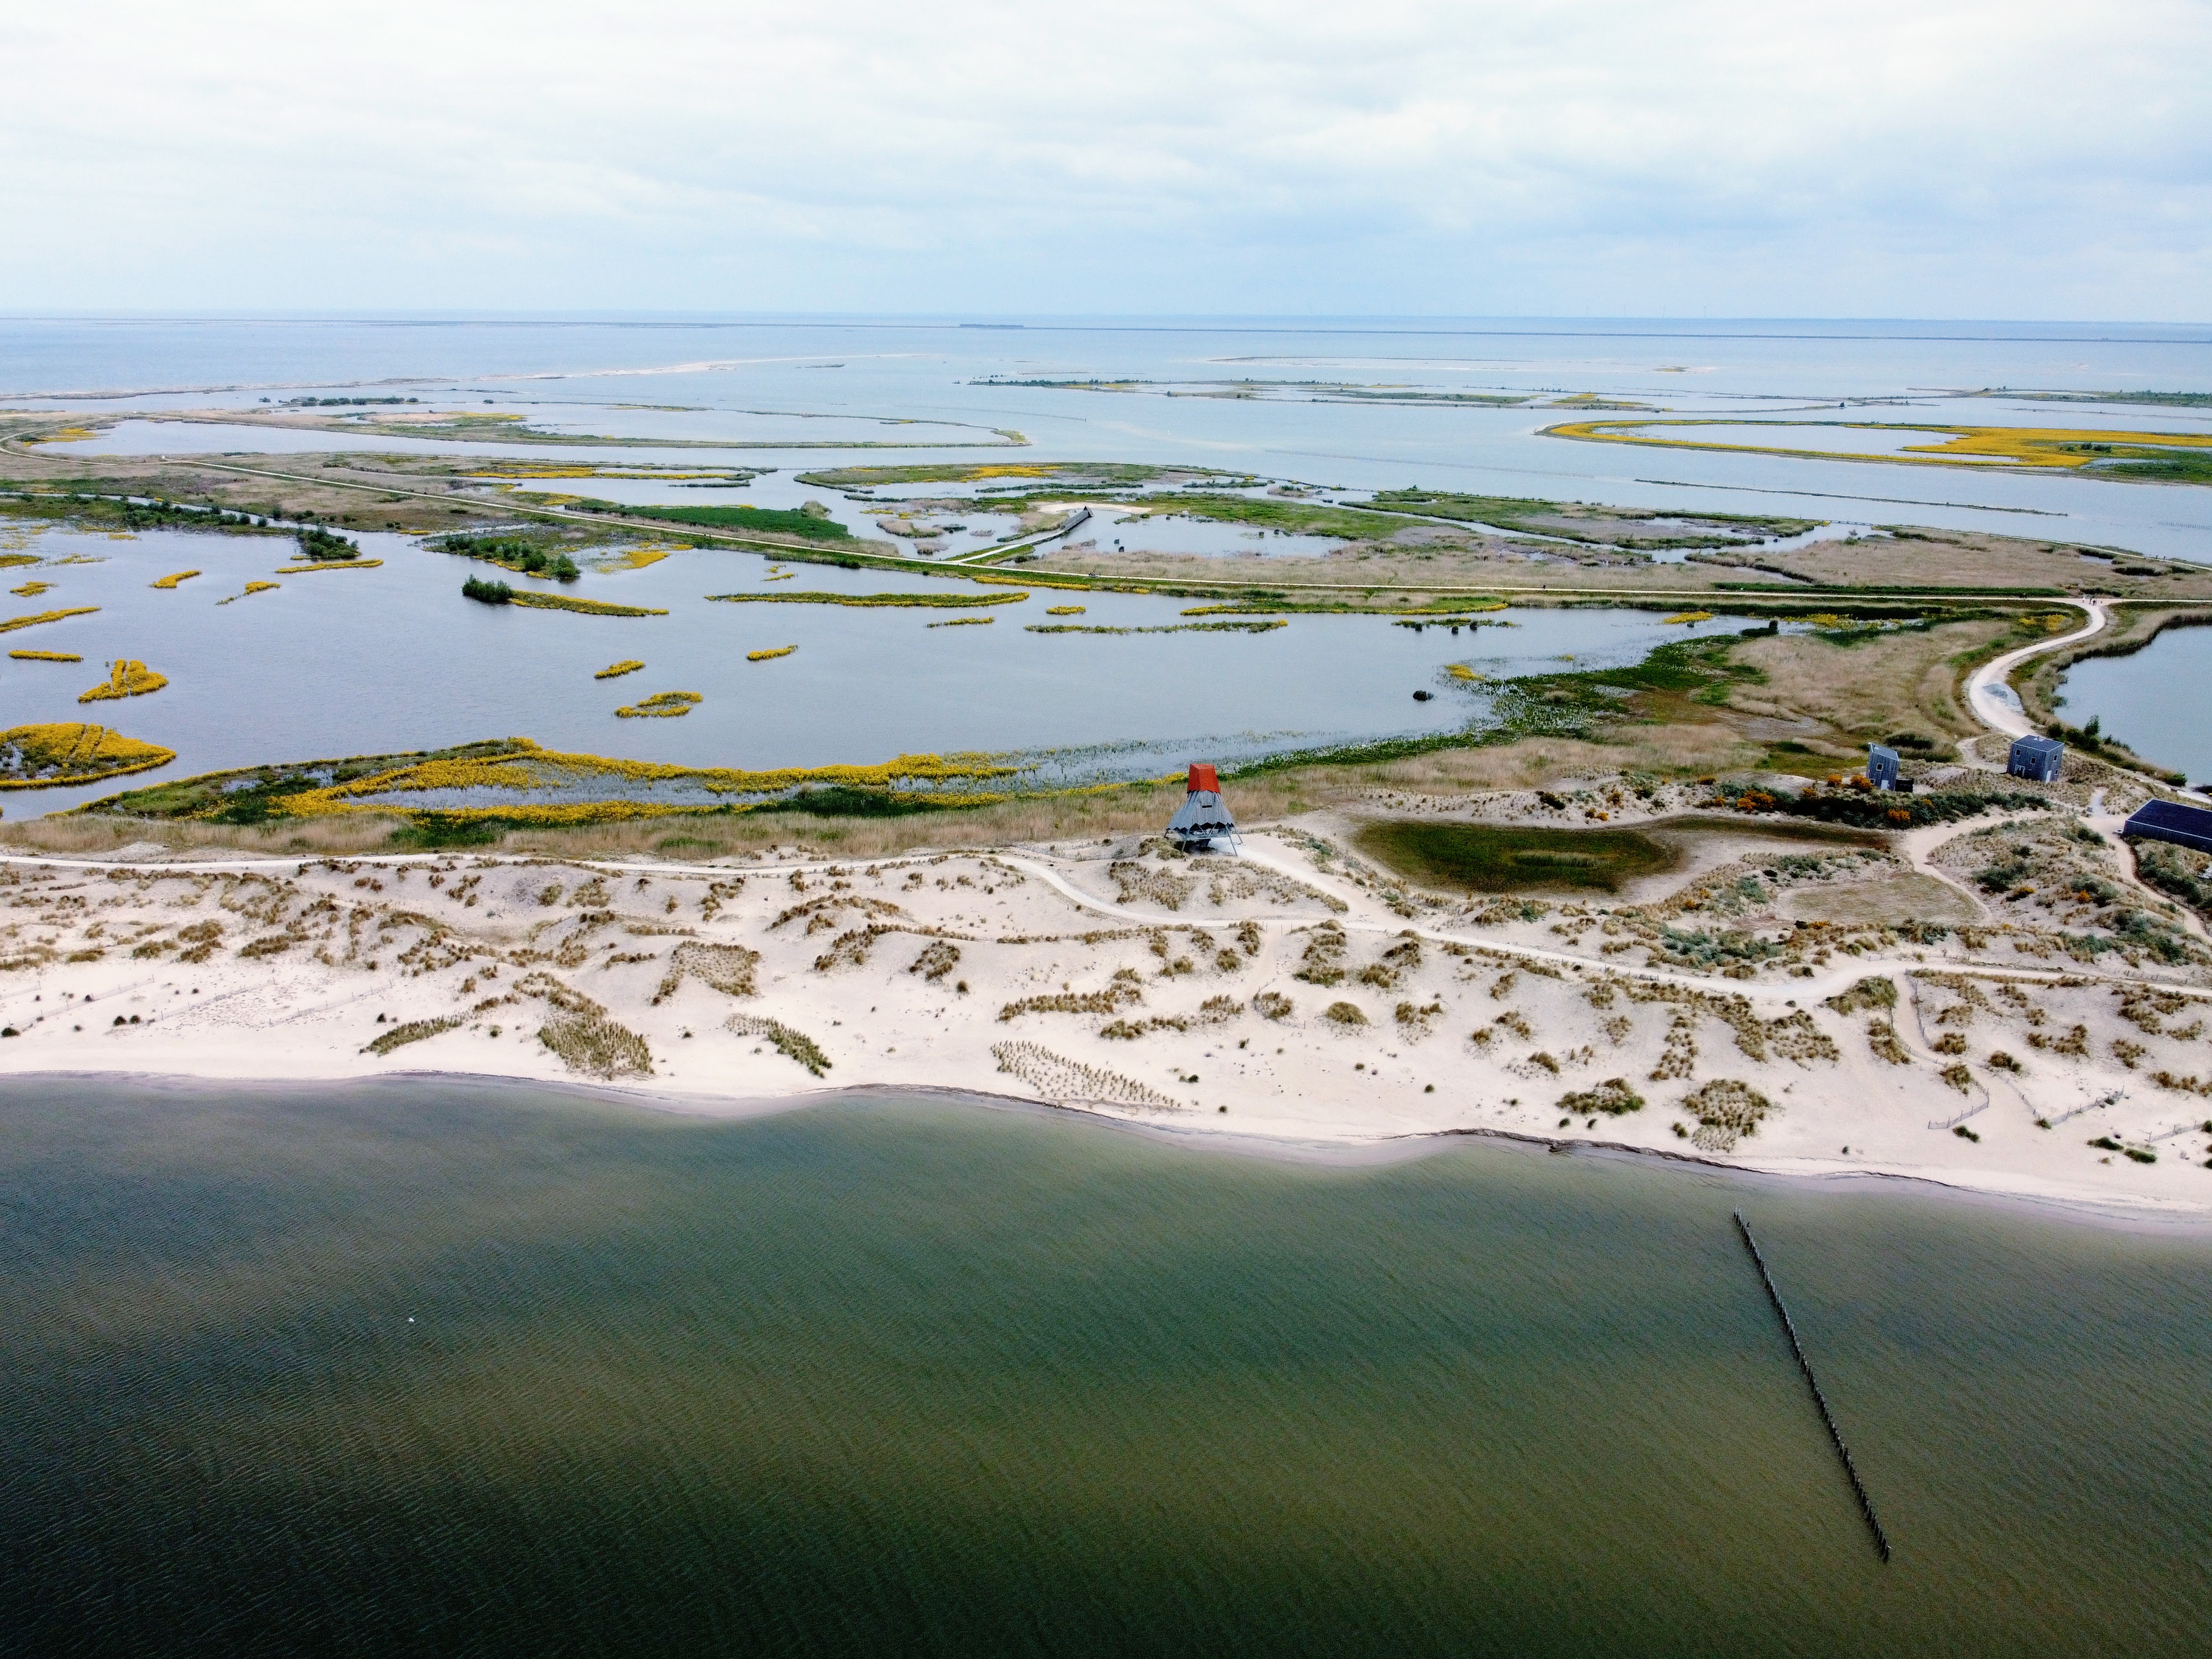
[1165,764,1239,853]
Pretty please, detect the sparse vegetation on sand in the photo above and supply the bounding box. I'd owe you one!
[540,1011,653,1078]
[1559,1078,1645,1115]
[729,1014,832,1075]
[992,1040,1176,1107]
[1682,1078,1776,1151]
[654,941,761,1002]
[363,1015,462,1057]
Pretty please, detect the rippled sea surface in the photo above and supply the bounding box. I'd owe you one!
[4,1079,2209,1656]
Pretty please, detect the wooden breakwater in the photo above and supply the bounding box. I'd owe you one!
[1733,1211,1893,1563]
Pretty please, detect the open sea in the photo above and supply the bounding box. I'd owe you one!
[4,1079,2210,1656]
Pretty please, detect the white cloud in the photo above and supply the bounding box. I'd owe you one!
[0,0,2205,317]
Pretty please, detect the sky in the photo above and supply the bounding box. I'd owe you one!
[2,0,2208,320]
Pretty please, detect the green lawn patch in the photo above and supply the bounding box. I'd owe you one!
[1354,821,1679,894]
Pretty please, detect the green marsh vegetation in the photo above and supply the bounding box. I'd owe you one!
[795,462,1227,489]
[706,589,1024,609]
[74,739,536,827]
[600,502,853,541]
[0,490,289,538]
[435,533,582,582]
[1354,820,1678,894]
[1366,489,1818,547]
[293,525,361,562]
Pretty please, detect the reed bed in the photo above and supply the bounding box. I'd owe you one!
[77,660,168,703]
[0,606,99,634]
[0,722,176,790]
[614,691,702,719]
[708,591,1027,609]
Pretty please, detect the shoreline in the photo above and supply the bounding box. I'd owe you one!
[6,801,2210,1230]
[14,1061,2212,1237]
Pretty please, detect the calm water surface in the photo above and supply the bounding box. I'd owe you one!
[11,315,2212,560]
[3,1079,2209,1656]
[2,519,1761,811]
[2056,622,2212,788]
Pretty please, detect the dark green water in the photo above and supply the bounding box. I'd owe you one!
[4,1082,2210,1656]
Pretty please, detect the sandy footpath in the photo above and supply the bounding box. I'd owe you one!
[5,816,2211,1222]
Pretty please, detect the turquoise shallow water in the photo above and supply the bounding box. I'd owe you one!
[4,1079,2211,1656]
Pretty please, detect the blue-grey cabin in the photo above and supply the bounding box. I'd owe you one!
[2008,734,2065,783]
[1866,744,1901,790]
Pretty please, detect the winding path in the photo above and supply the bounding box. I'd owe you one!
[1965,599,2107,739]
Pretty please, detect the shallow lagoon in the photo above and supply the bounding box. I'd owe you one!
[2055,622,2212,787]
[3,520,1759,812]
[33,309,2212,565]
[3,1079,2209,1655]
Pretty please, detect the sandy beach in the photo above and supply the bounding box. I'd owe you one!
[7,785,2210,1221]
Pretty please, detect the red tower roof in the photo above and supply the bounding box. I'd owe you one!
[1186,763,1220,794]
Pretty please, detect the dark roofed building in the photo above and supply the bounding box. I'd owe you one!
[2122,799,2212,854]
[2008,734,2065,783]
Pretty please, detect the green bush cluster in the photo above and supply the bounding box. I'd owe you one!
[434,534,580,582]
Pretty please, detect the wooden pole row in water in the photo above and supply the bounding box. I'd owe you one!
[1733,1211,1892,1563]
